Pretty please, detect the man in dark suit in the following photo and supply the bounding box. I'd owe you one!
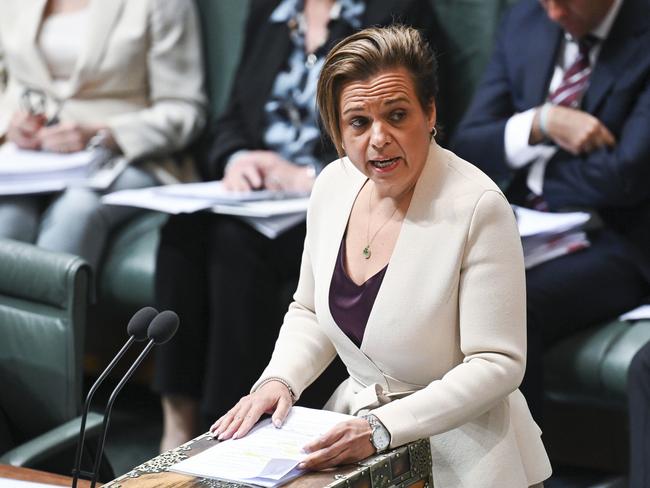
[452,0,650,429]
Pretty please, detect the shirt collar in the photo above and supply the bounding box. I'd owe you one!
[591,0,623,40]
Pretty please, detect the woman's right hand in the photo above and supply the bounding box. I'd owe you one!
[210,380,293,440]
[6,110,46,150]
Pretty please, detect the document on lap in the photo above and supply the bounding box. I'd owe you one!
[0,142,126,194]
[513,205,591,269]
[170,407,355,488]
[102,181,310,239]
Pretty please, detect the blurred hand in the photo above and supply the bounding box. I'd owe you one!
[6,110,47,150]
[533,105,616,155]
[38,121,105,153]
[223,150,315,192]
[262,155,315,193]
[299,417,375,471]
[209,380,293,441]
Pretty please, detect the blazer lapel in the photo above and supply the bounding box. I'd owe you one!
[20,0,53,89]
[361,143,445,357]
[524,16,563,106]
[583,0,650,114]
[65,0,125,95]
[312,159,391,385]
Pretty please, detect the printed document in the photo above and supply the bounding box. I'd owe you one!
[170,407,354,487]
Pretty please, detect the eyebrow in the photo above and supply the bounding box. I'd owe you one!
[341,96,412,116]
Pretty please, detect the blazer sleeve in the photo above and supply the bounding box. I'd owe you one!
[542,77,650,209]
[372,190,528,448]
[106,0,207,162]
[251,196,338,400]
[449,7,518,188]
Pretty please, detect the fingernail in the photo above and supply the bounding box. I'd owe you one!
[218,433,225,440]
[273,419,282,428]
[232,433,239,440]
[298,463,306,469]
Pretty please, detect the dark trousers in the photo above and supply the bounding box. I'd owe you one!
[521,229,649,422]
[152,212,345,426]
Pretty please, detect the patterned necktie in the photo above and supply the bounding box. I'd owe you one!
[522,35,599,211]
[548,35,598,108]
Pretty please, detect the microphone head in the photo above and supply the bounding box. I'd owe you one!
[127,307,159,341]
[147,310,179,345]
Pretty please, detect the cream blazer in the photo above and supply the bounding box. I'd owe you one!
[0,0,207,180]
[253,142,552,487]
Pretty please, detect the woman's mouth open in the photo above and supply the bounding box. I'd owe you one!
[369,157,401,172]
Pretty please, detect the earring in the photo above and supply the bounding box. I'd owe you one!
[430,127,437,138]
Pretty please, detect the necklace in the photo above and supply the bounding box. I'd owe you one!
[363,186,399,260]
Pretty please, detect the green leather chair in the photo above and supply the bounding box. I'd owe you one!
[0,239,111,478]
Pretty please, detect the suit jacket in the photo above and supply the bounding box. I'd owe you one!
[253,143,552,487]
[451,0,650,278]
[201,0,440,181]
[0,0,207,175]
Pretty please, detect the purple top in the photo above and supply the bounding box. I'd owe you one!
[329,237,388,347]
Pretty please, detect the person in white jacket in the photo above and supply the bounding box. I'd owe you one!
[210,25,552,488]
[0,0,207,270]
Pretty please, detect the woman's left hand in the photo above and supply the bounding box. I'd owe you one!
[38,122,108,153]
[299,418,375,471]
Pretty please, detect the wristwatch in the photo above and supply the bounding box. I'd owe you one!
[363,414,391,453]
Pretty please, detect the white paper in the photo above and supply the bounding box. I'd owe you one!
[514,205,590,237]
[170,406,354,487]
[156,181,308,203]
[0,142,93,175]
[0,143,125,194]
[240,213,307,239]
[620,305,650,322]
[102,187,214,214]
[0,478,65,488]
[523,231,590,269]
[211,198,309,218]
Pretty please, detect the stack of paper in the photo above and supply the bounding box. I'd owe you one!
[170,407,354,487]
[102,181,310,239]
[514,205,591,269]
[0,142,126,194]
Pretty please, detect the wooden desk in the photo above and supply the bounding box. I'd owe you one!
[0,464,90,487]
[102,434,432,488]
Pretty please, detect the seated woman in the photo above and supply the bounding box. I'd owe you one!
[152,0,437,451]
[210,25,552,488]
[0,0,207,271]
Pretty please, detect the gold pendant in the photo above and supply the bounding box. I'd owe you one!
[363,245,371,259]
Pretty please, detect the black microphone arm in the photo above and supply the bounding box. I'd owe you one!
[89,310,179,488]
[71,307,158,488]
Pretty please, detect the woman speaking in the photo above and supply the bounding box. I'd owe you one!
[210,25,551,488]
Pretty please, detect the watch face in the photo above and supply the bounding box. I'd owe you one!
[373,426,391,451]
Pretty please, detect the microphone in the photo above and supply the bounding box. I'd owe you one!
[89,311,179,488]
[71,307,158,488]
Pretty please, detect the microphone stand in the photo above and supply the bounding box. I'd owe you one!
[89,340,157,488]
[71,336,138,488]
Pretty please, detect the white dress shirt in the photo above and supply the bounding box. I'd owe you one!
[503,0,623,195]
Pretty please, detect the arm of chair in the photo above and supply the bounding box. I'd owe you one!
[0,412,103,468]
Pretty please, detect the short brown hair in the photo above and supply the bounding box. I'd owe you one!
[317,25,438,156]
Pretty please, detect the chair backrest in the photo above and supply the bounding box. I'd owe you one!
[0,239,90,451]
[430,0,518,137]
[195,0,250,119]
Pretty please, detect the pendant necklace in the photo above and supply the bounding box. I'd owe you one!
[363,186,399,260]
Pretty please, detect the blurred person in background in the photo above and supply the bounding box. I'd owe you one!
[152,0,438,452]
[452,0,650,436]
[0,0,207,271]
